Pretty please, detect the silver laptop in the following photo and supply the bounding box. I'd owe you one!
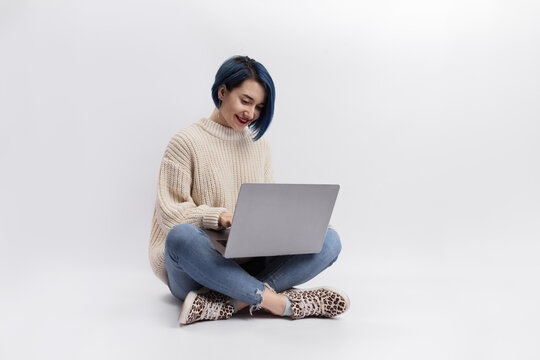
[204,183,339,258]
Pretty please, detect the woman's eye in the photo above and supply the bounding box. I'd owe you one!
[241,100,249,104]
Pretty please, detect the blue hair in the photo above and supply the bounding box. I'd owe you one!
[211,55,275,141]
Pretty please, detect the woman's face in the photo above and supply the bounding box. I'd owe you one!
[216,79,266,131]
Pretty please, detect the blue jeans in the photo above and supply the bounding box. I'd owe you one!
[164,223,342,306]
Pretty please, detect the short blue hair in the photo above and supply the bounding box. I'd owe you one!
[211,55,275,141]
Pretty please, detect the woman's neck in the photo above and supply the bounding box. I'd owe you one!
[208,108,229,128]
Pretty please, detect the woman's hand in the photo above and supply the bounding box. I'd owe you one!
[218,211,234,229]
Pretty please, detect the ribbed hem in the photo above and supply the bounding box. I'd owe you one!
[202,207,228,230]
[197,118,254,141]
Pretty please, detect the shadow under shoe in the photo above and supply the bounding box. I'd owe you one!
[280,286,350,320]
[178,288,235,326]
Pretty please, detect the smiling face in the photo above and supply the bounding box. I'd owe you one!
[214,79,267,131]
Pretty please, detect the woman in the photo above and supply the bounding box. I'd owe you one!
[149,55,350,325]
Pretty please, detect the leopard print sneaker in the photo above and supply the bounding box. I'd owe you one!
[280,286,350,319]
[178,288,235,325]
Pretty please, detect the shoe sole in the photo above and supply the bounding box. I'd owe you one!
[178,287,209,325]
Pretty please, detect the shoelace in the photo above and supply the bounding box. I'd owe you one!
[202,301,225,320]
[297,294,323,318]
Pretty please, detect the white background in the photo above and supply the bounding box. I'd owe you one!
[1,0,539,359]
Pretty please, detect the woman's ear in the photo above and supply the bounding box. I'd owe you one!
[218,85,227,100]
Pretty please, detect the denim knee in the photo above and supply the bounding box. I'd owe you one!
[165,223,200,259]
[322,228,342,263]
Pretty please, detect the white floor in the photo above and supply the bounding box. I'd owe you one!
[2,249,539,360]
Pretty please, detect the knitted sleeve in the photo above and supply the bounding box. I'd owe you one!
[264,138,275,183]
[154,137,227,232]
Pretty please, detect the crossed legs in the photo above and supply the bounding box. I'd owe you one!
[164,223,342,316]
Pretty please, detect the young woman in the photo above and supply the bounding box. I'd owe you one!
[149,55,350,325]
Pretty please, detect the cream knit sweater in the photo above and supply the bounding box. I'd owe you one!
[149,117,274,285]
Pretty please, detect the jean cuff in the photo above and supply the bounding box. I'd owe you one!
[249,282,275,316]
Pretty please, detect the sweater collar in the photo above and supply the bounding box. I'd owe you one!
[197,117,253,141]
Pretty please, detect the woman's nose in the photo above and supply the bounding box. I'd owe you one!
[244,106,256,119]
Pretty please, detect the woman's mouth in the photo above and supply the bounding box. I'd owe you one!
[235,114,249,124]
